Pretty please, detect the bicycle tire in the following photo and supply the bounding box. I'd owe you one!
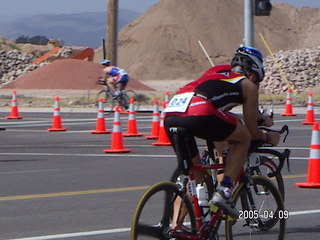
[96,89,115,113]
[225,175,286,240]
[257,156,285,200]
[131,181,197,240]
[125,90,140,111]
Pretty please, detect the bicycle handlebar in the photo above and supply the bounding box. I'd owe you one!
[259,125,289,143]
[253,125,291,178]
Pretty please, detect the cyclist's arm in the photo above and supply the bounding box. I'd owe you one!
[241,79,266,141]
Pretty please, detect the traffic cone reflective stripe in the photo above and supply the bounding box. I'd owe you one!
[152,102,171,146]
[164,91,170,105]
[48,96,66,131]
[296,122,320,187]
[281,89,296,116]
[103,106,132,153]
[302,92,315,125]
[123,99,143,137]
[91,98,111,134]
[145,99,160,139]
[6,90,23,119]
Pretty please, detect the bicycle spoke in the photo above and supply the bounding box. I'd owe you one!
[226,176,286,240]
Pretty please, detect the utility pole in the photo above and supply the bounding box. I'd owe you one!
[244,0,272,47]
[244,0,254,47]
[106,0,118,65]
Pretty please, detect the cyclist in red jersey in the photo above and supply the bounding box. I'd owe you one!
[164,46,280,218]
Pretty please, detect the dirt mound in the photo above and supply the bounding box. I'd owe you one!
[113,0,320,80]
[1,59,155,91]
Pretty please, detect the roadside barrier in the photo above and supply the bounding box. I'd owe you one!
[123,99,143,137]
[152,102,171,146]
[296,122,320,188]
[281,89,296,116]
[91,98,111,134]
[6,90,23,119]
[103,106,132,153]
[145,99,160,139]
[301,92,315,125]
[48,96,66,131]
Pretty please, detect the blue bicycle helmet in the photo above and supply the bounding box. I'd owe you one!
[101,59,110,66]
[231,46,265,82]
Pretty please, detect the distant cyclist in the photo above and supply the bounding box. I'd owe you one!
[99,59,129,97]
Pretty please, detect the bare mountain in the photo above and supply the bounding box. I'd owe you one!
[0,9,140,48]
[114,0,320,80]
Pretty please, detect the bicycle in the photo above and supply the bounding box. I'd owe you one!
[96,83,140,113]
[131,127,287,240]
[170,125,290,201]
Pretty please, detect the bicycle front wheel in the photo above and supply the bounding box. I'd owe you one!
[96,90,115,113]
[225,175,286,240]
[258,156,285,200]
[131,181,196,240]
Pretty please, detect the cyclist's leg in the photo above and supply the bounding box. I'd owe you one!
[118,75,128,91]
[106,77,117,95]
[223,120,251,182]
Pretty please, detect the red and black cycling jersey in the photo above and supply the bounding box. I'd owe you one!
[178,65,246,111]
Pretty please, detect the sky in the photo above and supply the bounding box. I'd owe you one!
[0,0,319,18]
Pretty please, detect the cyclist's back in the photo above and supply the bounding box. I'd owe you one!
[100,60,129,94]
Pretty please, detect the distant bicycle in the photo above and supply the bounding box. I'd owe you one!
[96,83,140,113]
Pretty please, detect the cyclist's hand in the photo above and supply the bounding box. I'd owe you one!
[263,114,274,127]
[267,131,280,146]
[96,78,106,85]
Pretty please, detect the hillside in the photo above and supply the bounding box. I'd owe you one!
[0,9,140,48]
[113,0,320,81]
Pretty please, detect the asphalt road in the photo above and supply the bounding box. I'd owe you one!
[0,109,319,240]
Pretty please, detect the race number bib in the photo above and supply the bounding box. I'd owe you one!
[164,92,194,113]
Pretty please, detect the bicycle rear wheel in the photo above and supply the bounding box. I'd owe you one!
[225,176,286,240]
[131,181,196,240]
[125,90,140,111]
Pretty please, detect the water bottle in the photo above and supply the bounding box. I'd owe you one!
[196,183,211,223]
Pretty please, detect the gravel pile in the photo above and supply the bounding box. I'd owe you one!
[261,46,320,94]
[0,50,39,84]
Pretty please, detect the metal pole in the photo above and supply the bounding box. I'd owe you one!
[102,38,106,60]
[107,0,118,65]
[244,0,254,47]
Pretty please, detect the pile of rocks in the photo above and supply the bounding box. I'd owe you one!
[0,50,39,84]
[261,46,320,94]
[0,47,79,85]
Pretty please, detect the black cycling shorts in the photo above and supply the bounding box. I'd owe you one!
[164,96,237,171]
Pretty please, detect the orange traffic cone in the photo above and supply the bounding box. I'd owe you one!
[103,106,132,153]
[91,98,111,134]
[48,96,66,131]
[6,90,23,119]
[123,99,143,137]
[152,102,171,146]
[145,99,160,139]
[281,89,296,116]
[164,91,170,105]
[118,106,127,114]
[302,92,315,125]
[296,122,320,188]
